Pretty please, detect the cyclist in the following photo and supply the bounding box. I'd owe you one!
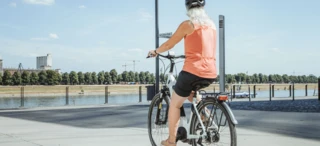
[147,0,217,145]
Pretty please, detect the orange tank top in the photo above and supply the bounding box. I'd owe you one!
[182,23,217,79]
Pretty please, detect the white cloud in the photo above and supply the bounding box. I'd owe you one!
[79,5,86,9]
[30,33,59,41]
[9,2,17,7]
[138,9,153,22]
[49,33,59,39]
[23,0,54,5]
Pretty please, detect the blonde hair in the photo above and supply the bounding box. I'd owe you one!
[186,7,216,30]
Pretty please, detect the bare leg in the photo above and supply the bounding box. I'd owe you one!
[166,91,187,144]
[187,91,201,103]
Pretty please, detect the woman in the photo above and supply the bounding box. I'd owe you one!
[147,0,217,145]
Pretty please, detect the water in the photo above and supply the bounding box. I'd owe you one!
[0,90,317,109]
[0,94,148,109]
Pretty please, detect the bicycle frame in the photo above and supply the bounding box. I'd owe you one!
[156,51,209,140]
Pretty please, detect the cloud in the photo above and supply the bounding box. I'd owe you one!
[49,33,59,39]
[9,2,17,7]
[138,9,153,22]
[271,48,281,53]
[79,5,86,9]
[23,0,54,5]
[30,33,59,41]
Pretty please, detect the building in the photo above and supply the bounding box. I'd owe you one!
[37,54,52,70]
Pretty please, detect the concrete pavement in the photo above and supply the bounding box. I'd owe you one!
[0,103,319,146]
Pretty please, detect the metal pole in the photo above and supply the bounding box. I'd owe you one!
[272,85,275,97]
[219,15,225,93]
[66,86,69,105]
[253,85,256,98]
[305,84,308,96]
[248,85,251,102]
[20,87,24,107]
[269,84,271,101]
[293,82,295,101]
[105,86,108,104]
[139,86,142,102]
[318,78,320,101]
[155,0,160,93]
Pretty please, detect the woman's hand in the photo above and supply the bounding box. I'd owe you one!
[147,50,158,58]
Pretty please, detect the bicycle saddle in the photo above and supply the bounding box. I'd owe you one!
[191,79,213,91]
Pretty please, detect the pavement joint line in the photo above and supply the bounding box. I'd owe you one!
[0,132,43,146]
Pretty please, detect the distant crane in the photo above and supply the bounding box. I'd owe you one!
[127,60,140,72]
[122,63,133,72]
[18,63,24,74]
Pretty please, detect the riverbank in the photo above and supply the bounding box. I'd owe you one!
[0,83,317,98]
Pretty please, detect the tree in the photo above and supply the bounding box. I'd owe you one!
[110,69,118,83]
[117,74,123,83]
[69,71,79,85]
[38,71,47,85]
[122,71,129,83]
[30,72,39,85]
[2,70,12,85]
[12,72,22,85]
[104,71,112,84]
[46,70,60,85]
[135,72,140,83]
[77,72,85,85]
[84,72,92,85]
[97,71,105,84]
[62,72,70,85]
[145,71,151,83]
[139,71,146,84]
[91,72,98,84]
[128,71,135,82]
[21,71,30,85]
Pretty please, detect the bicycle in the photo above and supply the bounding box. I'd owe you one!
[147,51,238,146]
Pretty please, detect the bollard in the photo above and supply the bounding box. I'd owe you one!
[213,86,215,93]
[20,87,24,107]
[233,85,235,99]
[66,86,69,105]
[269,84,271,101]
[305,84,308,96]
[139,86,142,102]
[292,83,295,101]
[105,86,108,104]
[272,85,275,97]
[253,85,256,98]
[289,85,292,97]
[318,78,320,101]
[248,85,251,102]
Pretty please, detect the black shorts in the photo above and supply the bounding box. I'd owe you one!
[173,71,216,97]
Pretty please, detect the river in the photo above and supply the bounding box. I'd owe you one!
[0,89,317,109]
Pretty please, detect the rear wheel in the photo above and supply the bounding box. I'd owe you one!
[148,93,170,146]
[190,99,237,146]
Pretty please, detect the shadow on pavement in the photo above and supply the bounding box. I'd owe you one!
[0,102,319,142]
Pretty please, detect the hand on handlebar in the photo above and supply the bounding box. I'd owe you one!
[146,50,158,58]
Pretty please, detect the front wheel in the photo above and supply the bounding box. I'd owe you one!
[148,93,170,146]
[190,99,237,146]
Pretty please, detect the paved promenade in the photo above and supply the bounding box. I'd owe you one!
[0,96,319,146]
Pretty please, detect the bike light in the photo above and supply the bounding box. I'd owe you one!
[218,95,228,101]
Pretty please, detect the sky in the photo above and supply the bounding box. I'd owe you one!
[0,0,319,77]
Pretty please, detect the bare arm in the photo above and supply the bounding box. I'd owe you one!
[155,20,194,54]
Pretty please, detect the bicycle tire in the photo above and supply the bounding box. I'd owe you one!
[148,92,170,146]
[189,99,237,146]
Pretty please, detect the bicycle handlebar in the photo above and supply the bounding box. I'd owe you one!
[146,53,185,60]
